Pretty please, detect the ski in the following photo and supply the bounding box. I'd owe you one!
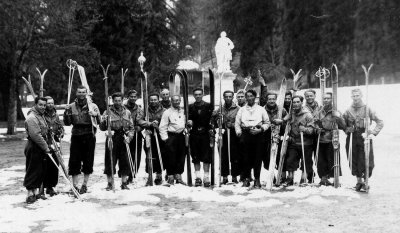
[101,64,115,192]
[331,64,340,188]
[36,68,48,98]
[266,77,287,190]
[77,64,98,130]
[209,69,216,186]
[276,69,302,186]
[180,69,193,186]
[362,64,373,193]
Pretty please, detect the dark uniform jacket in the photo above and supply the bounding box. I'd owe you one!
[125,101,145,130]
[63,99,100,135]
[265,104,288,137]
[189,100,213,134]
[160,100,171,109]
[44,108,64,140]
[305,101,321,119]
[211,103,240,130]
[25,107,50,152]
[315,106,346,143]
[142,104,166,131]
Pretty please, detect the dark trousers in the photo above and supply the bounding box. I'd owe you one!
[190,132,212,164]
[165,132,186,175]
[221,128,241,177]
[104,134,130,177]
[287,144,313,178]
[68,134,96,175]
[24,140,46,190]
[317,143,335,178]
[241,131,264,180]
[128,133,142,177]
[144,132,165,174]
[44,152,59,188]
[346,132,374,178]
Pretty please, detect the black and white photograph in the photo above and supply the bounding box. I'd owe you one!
[0,0,398,232]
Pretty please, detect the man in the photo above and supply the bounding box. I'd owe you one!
[304,89,320,180]
[124,90,144,183]
[314,93,346,186]
[212,90,240,184]
[187,88,213,187]
[43,96,65,196]
[140,93,166,185]
[263,92,287,183]
[160,88,171,109]
[24,97,51,204]
[343,89,383,191]
[283,91,292,113]
[100,92,134,190]
[236,89,246,107]
[64,86,100,194]
[235,89,270,188]
[284,95,315,186]
[159,95,187,185]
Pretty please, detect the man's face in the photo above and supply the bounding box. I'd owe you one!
[128,93,137,104]
[171,96,181,108]
[245,92,256,105]
[113,97,123,108]
[193,90,203,103]
[284,95,292,105]
[292,97,302,110]
[223,93,233,105]
[46,98,54,110]
[161,90,170,101]
[267,95,277,107]
[351,91,362,104]
[323,94,332,107]
[304,91,315,104]
[76,88,87,100]
[149,95,159,107]
[36,100,47,114]
[237,93,245,105]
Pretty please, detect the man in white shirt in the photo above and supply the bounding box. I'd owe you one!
[235,89,270,188]
[159,95,186,185]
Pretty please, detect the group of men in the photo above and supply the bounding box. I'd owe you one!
[23,81,383,204]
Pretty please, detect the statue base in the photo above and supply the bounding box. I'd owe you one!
[213,71,236,104]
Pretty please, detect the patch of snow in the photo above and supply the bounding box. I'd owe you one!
[143,223,170,233]
[183,212,201,218]
[297,195,338,205]
[238,199,283,208]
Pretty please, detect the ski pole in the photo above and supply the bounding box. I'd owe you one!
[154,129,164,171]
[349,132,353,173]
[124,137,135,180]
[300,131,308,184]
[134,132,138,177]
[227,127,231,177]
[312,133,320,183]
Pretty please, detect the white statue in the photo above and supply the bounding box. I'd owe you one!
[215,31,234,73]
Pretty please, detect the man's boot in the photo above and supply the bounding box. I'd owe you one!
[203,176,211,187]
[167,175,175,185]
[232,176,238,184]
[222,176,228,185]
[46,187,58,197]
[254,179,261,188]
[175,174,186,185]
[121,181,130,190]
[242,178,250,187]
[154,173,163,185]
[195,178,202,187]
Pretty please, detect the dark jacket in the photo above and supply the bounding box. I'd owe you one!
[160,100,171,109]
[315,106,346,143]
[124,101,145,129]
[44,108,64,140]
[287,107,315,145]
[305,101,321,119]
[189,100,213,134]
[142,104,166,132]
[63,99,100,135]
[211,102,240,130]
[25,107,50,152]
[265,104,288,137]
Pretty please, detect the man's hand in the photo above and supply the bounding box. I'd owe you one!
[187,120,193,128]
[89,110,98,116]
[299,125,306,132]
[124,135,130,144]
[134,126,142,132]
[101,115,108,121]
[345,127,354,134]
[151,120,159,128]
[250,127,262,135]
[65,104,71,110]
[332,111,340,118]
[273,119,283,125]
[315,127,324,134]
[226,121,233,128]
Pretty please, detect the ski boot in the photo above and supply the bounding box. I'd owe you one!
[203,177,211,188]
[283,178,294,187]
[26,195,36,204]
[242,178,250,187]
[232,176,238,184]
[222,176,228,185]
[79,184,88,194]
[175,174,187,185]
[105,182,114,191]
[121,182,130,190]
[253,179,261,189]
[46,187,58,197]
[154,173,163,185]
[195,178,202,187]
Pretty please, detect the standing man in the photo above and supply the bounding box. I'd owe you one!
[159,95,187,185]
[160,88,171,109]
[314,93,346,185]
[343,89,383,191]
[236,89,246,107]
[187,88,213,187]
[100,92,134,190]
[43,96,64,196]
[124,89,144,183]
[64,86,100,194]
[284,91,292,113]
[235,89,270,188]
[212,90,241,184]
[24,97,51,203]
[263,92,287,182]
[284,95,315,186]
[140,93,166,185]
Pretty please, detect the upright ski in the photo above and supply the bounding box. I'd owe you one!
[362,64,373,193]
[209,69,216,185]
[331,64,340,188]
[266,77,287,190]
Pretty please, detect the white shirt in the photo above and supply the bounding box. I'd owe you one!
[159,107,186,140]
[235,104,270,135]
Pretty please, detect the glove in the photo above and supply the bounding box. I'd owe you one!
[151,120,159,130]
[273,119,283,125]
[315,127,324,134]
[332,111,340,118]
[209,129,215,137]
[134,126,142,132]
[187,120,193,128]
[226,121,233,128]
[345,127,354,134]
[299,125,306,132]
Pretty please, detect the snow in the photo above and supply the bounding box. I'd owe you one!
[238,199,283,208]
[297,195,338,205]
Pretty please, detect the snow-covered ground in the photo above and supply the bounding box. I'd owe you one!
[0,83,399,233]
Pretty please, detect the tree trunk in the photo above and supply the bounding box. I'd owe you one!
[7,74,17,135]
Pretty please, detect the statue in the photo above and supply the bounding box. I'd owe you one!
[215,31,234,73]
